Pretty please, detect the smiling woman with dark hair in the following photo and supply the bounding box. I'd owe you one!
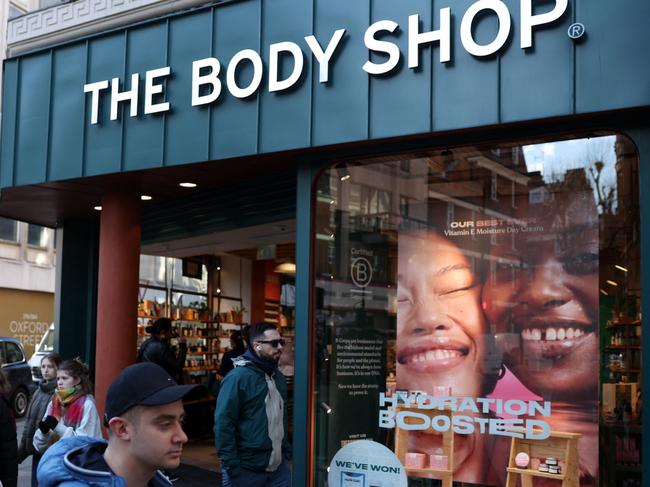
[396,229,504,485]
[482,189,600,486]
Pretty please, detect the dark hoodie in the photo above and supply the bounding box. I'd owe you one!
[0,394,17,487]
[37,436,172,486]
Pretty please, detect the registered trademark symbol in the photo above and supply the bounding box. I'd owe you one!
[568,23,585,40]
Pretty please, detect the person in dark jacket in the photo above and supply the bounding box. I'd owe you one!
[137,318,187,382]
[0,368,18,487]
[215,322,291,487]
[18,352,62,487]
[218,330,246,377]
[37,362,201,487]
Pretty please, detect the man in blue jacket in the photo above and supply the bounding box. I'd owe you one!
[215,322,291,487]
[36,362,200,486]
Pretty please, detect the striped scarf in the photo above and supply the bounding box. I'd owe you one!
[49,385,86,430]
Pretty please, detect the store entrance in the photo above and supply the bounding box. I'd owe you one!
[137,220,297,474]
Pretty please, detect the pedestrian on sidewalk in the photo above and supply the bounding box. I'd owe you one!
[18,352,62,486]
[137,318,188,383]
[0,369,17,487]
[215,322,291,487]
[33,358,102,454]
[36,362,201,486]
[218,330,246,378]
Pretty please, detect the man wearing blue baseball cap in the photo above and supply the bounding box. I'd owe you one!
[36,362,201,486]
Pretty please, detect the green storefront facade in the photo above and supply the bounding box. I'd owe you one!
[2,0,650,485]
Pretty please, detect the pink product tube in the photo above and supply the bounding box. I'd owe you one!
[405,453,427,469]
[428,454,449,470]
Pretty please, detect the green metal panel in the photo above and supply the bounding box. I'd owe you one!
[311,0,369,146]
[501,0,573,121]
[3,0,650,188]
[293,157,325,487]
[84,33,126,176]
[258,0,312,152]
[210,0,261,160]
[122,22,168,171]
[50,45,87,181]
[576,1,650,112]
[166,11,212,165]
[433,0,499,130]
[14,52,50,186]
[55,219,99,372]
[369,0,432,138]
[1,60,19,187]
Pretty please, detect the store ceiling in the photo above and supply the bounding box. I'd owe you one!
[0,151,299,228]
[141,219,296,259]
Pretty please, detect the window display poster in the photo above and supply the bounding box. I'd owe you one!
[328,318,388,459]
[392,189,599,486]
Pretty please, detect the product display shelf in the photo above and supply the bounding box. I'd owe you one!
[184,366,218,372]
[505,430,581,487]
[137,314,164,320]
[393,406,453,487]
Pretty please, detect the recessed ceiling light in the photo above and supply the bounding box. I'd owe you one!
[615,265,628,273]
[141,195,153,201]
[179,182,197,188]
[606,280,618,286]
[93,206,102,211]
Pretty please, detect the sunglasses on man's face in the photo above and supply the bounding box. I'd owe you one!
[257,338,285,348]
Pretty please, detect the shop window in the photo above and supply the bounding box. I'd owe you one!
[8,3,25,20]
[312,134,642,487]
[0,218,18,242]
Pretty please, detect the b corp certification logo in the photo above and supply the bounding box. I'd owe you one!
[351,257,373,288]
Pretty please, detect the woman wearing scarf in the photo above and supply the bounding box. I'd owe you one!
[33,359,102,454]
[18,352,62,487]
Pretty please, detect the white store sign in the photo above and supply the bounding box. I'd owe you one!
[328,440,408,487]
[84,0,568,125]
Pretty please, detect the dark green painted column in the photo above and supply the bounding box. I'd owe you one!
[54,219,100,371]
[631,126,650,477]
[293,158,328,486]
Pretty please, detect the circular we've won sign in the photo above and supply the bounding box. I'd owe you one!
[328,440,407,487]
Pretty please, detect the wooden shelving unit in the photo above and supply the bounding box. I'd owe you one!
[393,406,453,487]
[505,430,581,487]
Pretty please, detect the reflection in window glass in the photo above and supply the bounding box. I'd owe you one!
[140,255,168,288]
[8,4,24,20]
[171,258,207,294]
[27,224,49,247]
[0,218,17,242]
[313,135,641,487]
